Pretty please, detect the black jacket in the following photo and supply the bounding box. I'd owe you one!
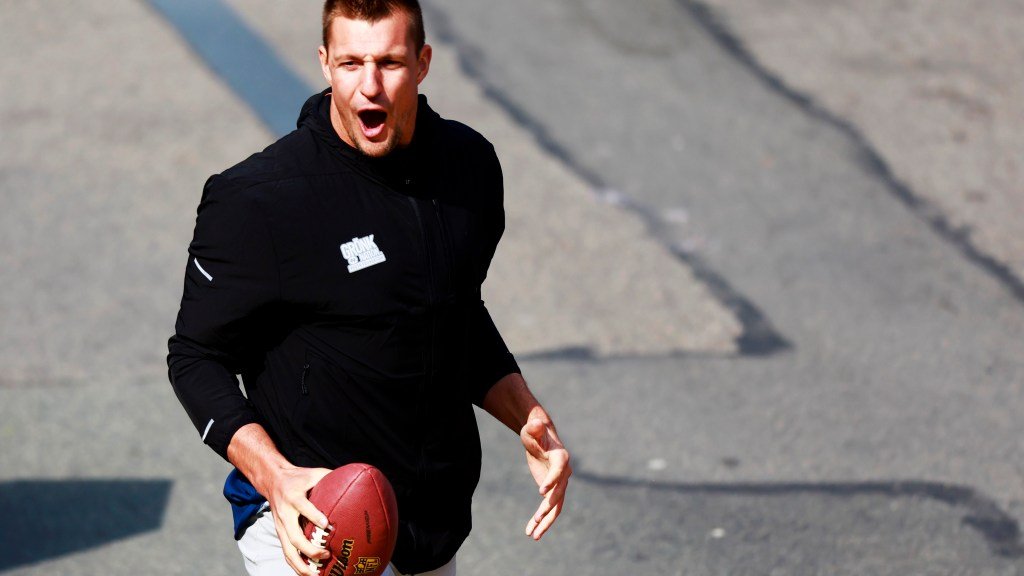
[168,90,519,573]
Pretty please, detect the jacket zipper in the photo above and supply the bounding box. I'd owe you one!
[408,198,434,306]
[300,363,310,395]
[432,199,454,292]
[407,197,433,485]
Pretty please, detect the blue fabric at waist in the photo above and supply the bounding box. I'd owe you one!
[223,468,267,540]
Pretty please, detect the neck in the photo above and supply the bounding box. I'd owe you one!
[328,95,355,149]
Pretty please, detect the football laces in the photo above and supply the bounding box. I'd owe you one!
[307,525,331,571]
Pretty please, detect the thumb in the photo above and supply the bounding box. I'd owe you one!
[521,419,549,457]
[309,467,332,486]
[302,467,334,496]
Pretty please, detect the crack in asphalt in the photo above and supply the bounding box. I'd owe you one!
[422,1,792,358]
[680,0,1024,307]
[574,467,1024,559]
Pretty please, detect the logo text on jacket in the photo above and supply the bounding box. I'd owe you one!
[341,234,387,273]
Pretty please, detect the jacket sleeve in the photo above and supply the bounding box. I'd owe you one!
[465,144,521,407]
[167,175,280,460]
[466,303,521,407]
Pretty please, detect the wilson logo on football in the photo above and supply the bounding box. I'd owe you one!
[328,539,355,576]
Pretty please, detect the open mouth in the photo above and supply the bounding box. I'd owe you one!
[357,109,387,139]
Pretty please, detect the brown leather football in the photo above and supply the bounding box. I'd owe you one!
[301,464,399,576]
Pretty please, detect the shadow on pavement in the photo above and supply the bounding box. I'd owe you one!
[424,2,794,359]
[574,468,1023,560]
[0,479,173,572]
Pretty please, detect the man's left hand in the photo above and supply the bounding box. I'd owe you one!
[520,417,572,540]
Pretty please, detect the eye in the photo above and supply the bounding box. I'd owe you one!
[339,61,360,71]
[381,60,404,70]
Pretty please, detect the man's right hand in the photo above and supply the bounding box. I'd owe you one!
[266,464,334,576]
[227,423,333,576]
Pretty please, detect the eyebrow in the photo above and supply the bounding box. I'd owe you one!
[332,50,408,63]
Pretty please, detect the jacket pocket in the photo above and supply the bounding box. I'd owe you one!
[290,349,315,425]
[290,347,358,466]
[295,347,346,417]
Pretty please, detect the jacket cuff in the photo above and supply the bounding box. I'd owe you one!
[202,409,261,461]
[470,354,521,408]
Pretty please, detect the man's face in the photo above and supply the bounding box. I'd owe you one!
[318,11,431,157]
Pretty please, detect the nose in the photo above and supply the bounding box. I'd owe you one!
[359,63,383,100]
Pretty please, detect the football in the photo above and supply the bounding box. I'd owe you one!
[302,463,399,576]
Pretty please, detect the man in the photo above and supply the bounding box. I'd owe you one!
[167,1,571,575]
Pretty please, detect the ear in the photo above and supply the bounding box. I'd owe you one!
[318,45,332,85]
[416,44,432,85]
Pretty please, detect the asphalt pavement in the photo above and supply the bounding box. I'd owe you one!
[1,1,1022,575]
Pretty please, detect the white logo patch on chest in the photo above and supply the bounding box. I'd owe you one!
[340,234,387,273]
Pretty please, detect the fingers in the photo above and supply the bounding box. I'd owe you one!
[289,500,331,562]
[269,467,335,576]
[526,492,554,534]
[284,514,329,575]
[300,467,333,529]
[537,448,569,494]
[273,509,322,576]
[534,474,568,537]
[525,483,566,541]
[296,497,330,531]
[538,463,569,521]
[527,500,562,541]
[526,453,571,541]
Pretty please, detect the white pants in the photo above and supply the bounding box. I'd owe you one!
[237,509,456,576]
